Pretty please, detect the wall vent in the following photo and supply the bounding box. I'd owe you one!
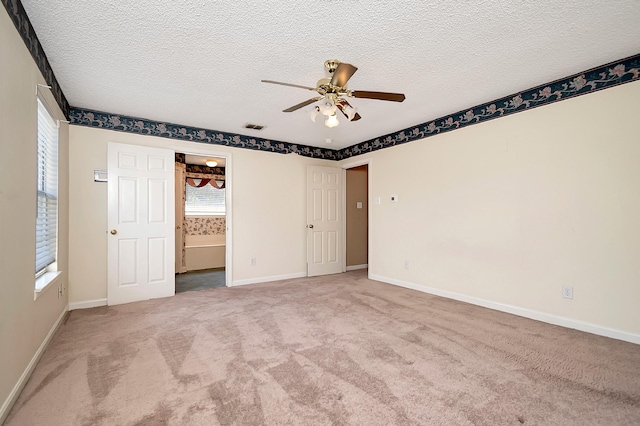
[244,123,265,130]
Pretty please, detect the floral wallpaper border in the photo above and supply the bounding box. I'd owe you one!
[338,54,640,159]
[186,164,226,175]
[2,0,70,118]
[175,153,227,175]
[69,107,341,161]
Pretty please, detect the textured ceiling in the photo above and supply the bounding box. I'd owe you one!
[20,0,640,150]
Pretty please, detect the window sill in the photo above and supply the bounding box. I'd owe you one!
[34,271,62,301]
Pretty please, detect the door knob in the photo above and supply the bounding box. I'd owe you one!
[110,229,118,235]
[308,224,314,229]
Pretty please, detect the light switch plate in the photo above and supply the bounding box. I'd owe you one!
[94,169,108,182]
[356,202,363,209]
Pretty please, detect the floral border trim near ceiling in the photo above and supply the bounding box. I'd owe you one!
[69,108,341,161]
[338,54,640,159]
[175,153,226,174]
[186,165,225,175]
[2,0,70,118]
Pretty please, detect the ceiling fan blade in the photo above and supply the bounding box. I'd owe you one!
[261,80,316,91]
[336,99,362,121]
[330,63,358,88]
[283,97,323,112]
[351,90,405,102]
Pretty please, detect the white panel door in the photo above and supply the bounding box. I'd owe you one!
[307,165,343,276]
[107,142,175,305]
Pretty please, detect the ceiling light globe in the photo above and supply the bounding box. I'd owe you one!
[345,105,358,121]
[325,114,339,128]
[318,98,337,116]
[308,107,320,123]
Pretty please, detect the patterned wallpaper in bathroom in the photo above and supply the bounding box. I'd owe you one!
[185,217,226,236]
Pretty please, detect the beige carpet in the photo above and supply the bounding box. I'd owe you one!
[6,270,640,425]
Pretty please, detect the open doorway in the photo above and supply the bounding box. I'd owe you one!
[175,153,228,293]
[345,164,368,271]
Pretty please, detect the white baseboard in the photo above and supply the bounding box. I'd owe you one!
[68,298,107,310]
[369,273,640,345]
[0,305,68,424]
[232,272,307,287]
[346,264,368,271]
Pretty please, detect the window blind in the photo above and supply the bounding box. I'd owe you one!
[35,99,59,274]
[185,183,225,215]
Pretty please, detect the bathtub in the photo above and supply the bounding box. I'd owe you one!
[185,234,226,271]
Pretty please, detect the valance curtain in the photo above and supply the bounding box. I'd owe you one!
[185,171,225,184]
[186,177,226,189]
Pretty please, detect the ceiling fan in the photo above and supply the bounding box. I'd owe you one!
[261,59,405,127]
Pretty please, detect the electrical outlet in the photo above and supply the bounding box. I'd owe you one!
[250,257,256,266]
[562,285,573,299]
[403,260,409,270]
[57,283,63,299]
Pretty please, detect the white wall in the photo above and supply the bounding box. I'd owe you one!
[0,7,69,420]
[68,126,333,303]
[341,80,640,340]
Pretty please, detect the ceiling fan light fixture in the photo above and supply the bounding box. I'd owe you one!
[324,113,339,128]
[205,159,218,167]
[262,59,406,124]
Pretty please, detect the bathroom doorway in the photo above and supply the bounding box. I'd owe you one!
[175,152,229,292]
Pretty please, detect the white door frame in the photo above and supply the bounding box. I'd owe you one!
[340,158,371,274]
[170,145,233,288]
[175,163,187,274]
